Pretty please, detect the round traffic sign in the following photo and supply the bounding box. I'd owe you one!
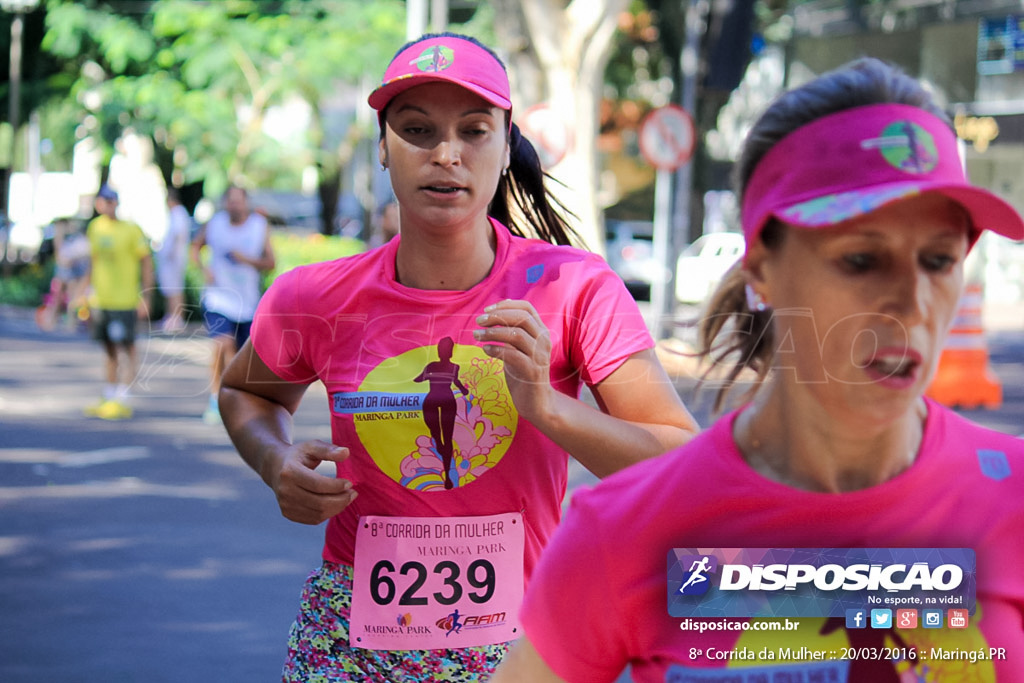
[638,104,696,171]
[517,103,573,169]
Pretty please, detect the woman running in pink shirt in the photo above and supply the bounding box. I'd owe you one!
[496,57,1024,683]
[218,32,698,682]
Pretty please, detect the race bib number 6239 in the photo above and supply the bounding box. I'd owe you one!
[349,512,524,650]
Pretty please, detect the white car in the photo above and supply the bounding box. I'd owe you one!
[675,232,745,304]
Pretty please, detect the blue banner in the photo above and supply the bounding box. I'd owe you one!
[332,391,425,415]
[667,548,975,618]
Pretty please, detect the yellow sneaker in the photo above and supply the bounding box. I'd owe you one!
[96,399,132,420]
[83,398,107,417]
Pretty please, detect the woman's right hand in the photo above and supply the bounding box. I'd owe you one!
[266,440,358,525]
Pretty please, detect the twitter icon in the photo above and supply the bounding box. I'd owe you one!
[870,609,893,628]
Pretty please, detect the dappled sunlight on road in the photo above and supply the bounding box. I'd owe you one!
[0,312,352,680]
[0,446,149,466]
[162,556,314,581]
[0,476,241,502]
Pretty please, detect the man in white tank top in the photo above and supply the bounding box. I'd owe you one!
[191,186,275,422]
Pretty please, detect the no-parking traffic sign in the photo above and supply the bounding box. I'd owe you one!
[639,104,696,171]
[518,103,573,169]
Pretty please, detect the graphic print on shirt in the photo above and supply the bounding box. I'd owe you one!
[414,337,471,490]
[333,338,517,491]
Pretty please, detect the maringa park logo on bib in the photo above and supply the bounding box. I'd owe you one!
[335,341,517,491]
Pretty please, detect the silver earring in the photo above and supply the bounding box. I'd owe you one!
[380,162,387,171]
[745,284,769,312]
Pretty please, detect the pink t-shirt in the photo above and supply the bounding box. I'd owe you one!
[251,219,652,578]
[521,400,1024,682]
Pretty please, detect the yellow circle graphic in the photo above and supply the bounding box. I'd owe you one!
[353,339,517,491]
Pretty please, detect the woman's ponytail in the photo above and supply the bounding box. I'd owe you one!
[490,123,578,246]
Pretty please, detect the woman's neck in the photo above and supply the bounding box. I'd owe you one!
[394,216,498,291]
[733,386,927,493]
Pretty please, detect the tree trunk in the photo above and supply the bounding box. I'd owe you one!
[493,0,629,254]
[318,167,341,236]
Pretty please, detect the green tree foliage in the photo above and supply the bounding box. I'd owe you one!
[0,5,67,170]
[42,0,405,212]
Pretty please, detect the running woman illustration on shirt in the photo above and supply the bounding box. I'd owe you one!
[414,336,470,489]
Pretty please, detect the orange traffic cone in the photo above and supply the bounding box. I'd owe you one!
[926,281,1002,410]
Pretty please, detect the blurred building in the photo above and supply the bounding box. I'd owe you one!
[783,0,1024,306]
[787,0,1024,214]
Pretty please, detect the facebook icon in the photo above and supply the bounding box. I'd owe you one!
[846,609,867,629]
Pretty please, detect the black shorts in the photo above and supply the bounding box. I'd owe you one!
[92,309,138,346]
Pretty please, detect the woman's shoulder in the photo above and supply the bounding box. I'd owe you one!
[262,248,384,310]
[923,400,1024,492]
[508,233,605,264]
[927,399,1024,454]
[500,233,625,303]
[276,247,381,283]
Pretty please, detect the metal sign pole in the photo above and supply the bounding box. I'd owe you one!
[649,168,673,337]
[640,104,695,340]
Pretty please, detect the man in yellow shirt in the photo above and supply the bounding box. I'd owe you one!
[84,185,154,419]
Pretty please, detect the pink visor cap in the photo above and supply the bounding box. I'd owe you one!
[368,36,511,115]
[741,103,1024,250]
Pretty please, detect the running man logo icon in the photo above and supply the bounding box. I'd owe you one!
[437,609,464,637]
[678,555,717,595]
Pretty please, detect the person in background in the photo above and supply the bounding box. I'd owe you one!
[156,188,191,333]
[191,184,275,424]
[368,199,400,248]
[493,57,1024,683]
[83,184,154,420]
[36,217,91,331]
[217,32,698,682]
[56,219,92,321]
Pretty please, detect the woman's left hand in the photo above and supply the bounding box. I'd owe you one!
[475,299,553,421]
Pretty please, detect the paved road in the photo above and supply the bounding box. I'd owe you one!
[1,306,1021,682]
[0,312,328,682]
[0,309,609,682]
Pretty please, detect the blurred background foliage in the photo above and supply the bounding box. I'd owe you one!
[1,0,776,227]
[0,0,785,308]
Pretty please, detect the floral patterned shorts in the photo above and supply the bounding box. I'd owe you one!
[282,561,511,682]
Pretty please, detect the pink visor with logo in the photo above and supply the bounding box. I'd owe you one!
[742,103,1024,249]
[368,35,511,114]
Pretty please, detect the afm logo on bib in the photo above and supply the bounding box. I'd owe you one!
[337,338,518,491]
